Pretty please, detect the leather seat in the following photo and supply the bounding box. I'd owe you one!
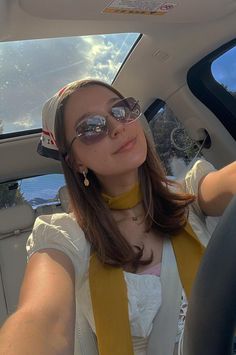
[0,203,35,325]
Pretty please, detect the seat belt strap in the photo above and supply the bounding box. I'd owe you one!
[172,223,205,299]
[147,238,182,355]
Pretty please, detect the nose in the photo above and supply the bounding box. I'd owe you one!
[109,117,126,138]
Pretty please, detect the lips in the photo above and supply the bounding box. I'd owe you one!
[113,137,136,154]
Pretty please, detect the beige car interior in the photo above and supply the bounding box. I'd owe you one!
[1,0,236,185]
[0,186,70,325]
[0,0,236,330]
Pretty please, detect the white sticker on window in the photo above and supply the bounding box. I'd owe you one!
[103,0,177,15]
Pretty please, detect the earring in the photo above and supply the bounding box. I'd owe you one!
[83,170,90,187]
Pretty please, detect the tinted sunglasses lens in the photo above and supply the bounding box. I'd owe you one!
[76,116,108,144]
[112,97,141,123]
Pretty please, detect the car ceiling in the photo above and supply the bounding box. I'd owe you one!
[0,0,236,182]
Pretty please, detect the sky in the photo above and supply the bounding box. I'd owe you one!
[211,46,236,92]
[0,33,139,134]
[0,34,235,135]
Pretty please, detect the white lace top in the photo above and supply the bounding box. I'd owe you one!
[26,159,220,355]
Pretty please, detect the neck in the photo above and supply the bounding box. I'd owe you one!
[97,170,139,197]
[101,181,142,211]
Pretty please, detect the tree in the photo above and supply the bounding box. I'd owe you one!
[0,182,26,209]
[0,120,3,134]
[221,84,236,98]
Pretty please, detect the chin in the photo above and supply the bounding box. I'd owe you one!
[121,151,147,171]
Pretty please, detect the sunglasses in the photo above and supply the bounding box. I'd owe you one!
[67,97,141,151]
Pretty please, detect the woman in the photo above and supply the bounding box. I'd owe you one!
[0,79,235,355]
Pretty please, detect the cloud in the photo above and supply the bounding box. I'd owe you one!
[77,35,123,82]
[0,33,139,134]
[13,116,34,129]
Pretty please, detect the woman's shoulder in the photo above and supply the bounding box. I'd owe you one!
[27,212,90,282]
[181,159,219,245]
[32,212,87,246]
[170,158,216,194]
[34,211,82,234]
[183,158,217,192]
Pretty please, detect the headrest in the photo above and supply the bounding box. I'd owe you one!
[36,204,61,217]
[58,185,71,213]
[0,204,35,235]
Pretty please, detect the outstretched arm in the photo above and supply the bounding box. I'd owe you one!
[0,249,75,355]
[198,161,236,216]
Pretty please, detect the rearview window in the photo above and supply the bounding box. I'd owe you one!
[0,174,65,209]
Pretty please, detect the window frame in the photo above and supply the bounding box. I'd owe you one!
[0,33,142,140]
[187,38,236,141]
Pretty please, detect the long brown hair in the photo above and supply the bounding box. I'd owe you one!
[54,79,195,270]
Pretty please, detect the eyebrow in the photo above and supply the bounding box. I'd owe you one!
[107,96,122,104]
[73,96,121,128]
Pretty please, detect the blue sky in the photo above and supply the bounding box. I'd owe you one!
[211,46,236,92]
[0,35,235,135]
[0,33,139,134]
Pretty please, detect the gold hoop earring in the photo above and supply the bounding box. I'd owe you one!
[83,171,90,187]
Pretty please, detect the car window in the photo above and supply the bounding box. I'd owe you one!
[0,174,65,209]
[187,39,236,141]
[0,33,140,136]
[211,46,236,98]
[149,104,202,177]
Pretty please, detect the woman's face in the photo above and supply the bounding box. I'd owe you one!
[64,85,147,178]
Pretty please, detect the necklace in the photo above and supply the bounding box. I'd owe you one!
[113,204,145,224]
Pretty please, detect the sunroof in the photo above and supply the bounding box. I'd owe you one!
[0,33,140,135]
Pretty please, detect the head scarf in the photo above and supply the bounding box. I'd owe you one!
[37,86,67,160]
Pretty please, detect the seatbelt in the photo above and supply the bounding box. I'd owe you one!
[147,238,182,355]
[75,311,99,355]
[172,222,205,299]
